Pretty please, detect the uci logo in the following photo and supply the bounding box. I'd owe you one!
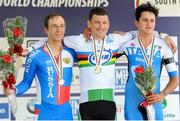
[88,49,112,65]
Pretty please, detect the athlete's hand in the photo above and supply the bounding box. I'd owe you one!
[113,31,126,36]
[3,87,13,96]
[164,35,177,53]
[83,28,91,41]
[146,93,165,105]
[21,48,30,57]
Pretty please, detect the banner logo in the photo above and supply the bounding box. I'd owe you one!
[0,103,9,119]
[134,0,180,17]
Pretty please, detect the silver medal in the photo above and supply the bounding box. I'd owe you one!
[58,79,64,85]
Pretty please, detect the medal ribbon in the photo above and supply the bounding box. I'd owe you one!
[46,42,63,80]
[138,35,155,67]
[92,36,105,67]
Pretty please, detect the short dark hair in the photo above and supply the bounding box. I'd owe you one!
[135,2,159,21]
[89,7,109,21]
[44,12,66,29]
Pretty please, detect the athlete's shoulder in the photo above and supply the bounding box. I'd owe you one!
[106,33,123,44]
[28,47,43,60]
[108,33,121,39]
[154,36,169,49]
[64,34,85,41]
[121,36,137,46]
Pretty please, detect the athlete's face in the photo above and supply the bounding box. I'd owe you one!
[45,16,66,42]
[135,11,156,35]
[88,15,110,40]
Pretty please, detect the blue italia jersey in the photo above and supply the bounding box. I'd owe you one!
[16,46,76,105]
[119,36,177,120]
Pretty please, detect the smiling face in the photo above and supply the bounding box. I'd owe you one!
[88,14,110,40]
[44,16,66,43]
[135,11,156,36]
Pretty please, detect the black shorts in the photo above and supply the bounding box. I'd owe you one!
[79,100,116,120]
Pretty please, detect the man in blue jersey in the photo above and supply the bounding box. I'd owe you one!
[119,2,179,120]
[4,12,76,120]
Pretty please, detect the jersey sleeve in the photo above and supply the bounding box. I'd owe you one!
[122,30,166,42]
[118,40,127,55]
[64,34,84,50]
[162,40,177,77]
[118,32,134,45]
[16,51,38,95]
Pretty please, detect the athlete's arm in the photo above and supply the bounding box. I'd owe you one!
[15,51,38,95]
[115,31,177,53]
[64,34,83,50]
[146,41,178,104]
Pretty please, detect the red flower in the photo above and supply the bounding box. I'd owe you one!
[2,81,10,88]
[134,66,145,74]
[8,44,23,56]
[12,27,23,38]
[6,74,16,84]
[1,54,12,63]
[14,44,23,56]
[9,47,15,54]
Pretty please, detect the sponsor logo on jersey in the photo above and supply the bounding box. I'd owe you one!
[126,47,161,58]
[88,49,112,65]
[106,37,113,43]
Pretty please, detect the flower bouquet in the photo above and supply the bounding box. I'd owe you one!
[3,16,27,56]
[0,50,17,115]
[0,16,27,116]
[134,65,157,120]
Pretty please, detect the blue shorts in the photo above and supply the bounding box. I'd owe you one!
[38,101,73,120]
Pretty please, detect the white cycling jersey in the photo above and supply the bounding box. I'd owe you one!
[64,33,133,103]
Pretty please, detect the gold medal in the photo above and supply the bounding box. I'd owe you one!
[94,66,102,73]
[92,36,105,74]
[58,79,64,85]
